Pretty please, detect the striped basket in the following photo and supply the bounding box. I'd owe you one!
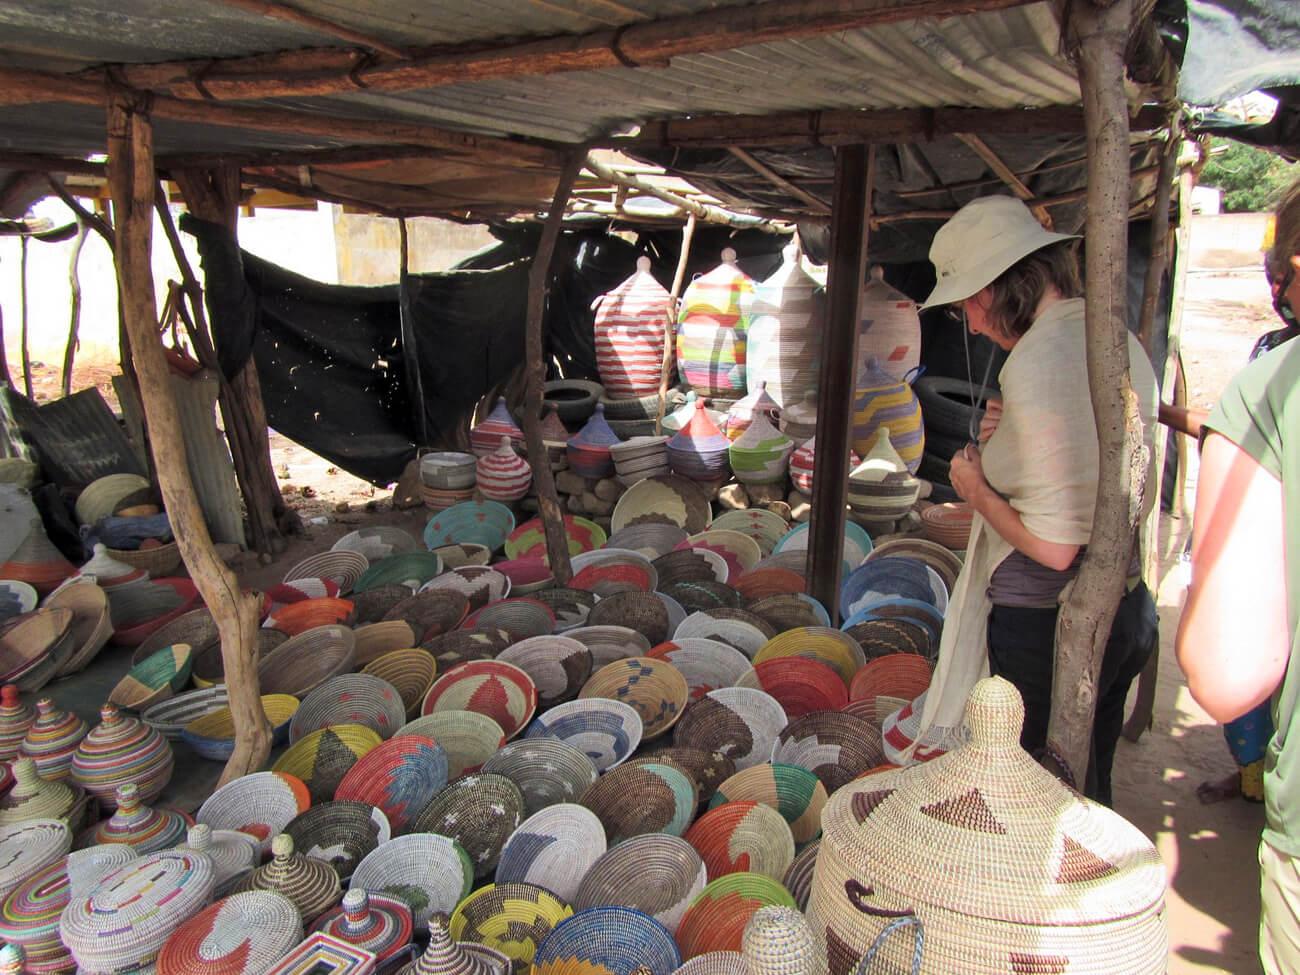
[496,636,593,710]
[481,737,600,816]
[671,688,788,772]
[857,266,922,384]
[676,254,753,398]
[575,833,707,936]
[289,673,405,744]
[182,693,299,762]
[235,833,342,926]
[772,710,884,792]
[533,906,681,975]
[362,650,437,717]
[594,257,672,400]
[310,889,413,969]
[470,398,525,458]
[744,658,849,718]
[581,761,697,844]
[746,252,824,409]
[674,873,796,960]
[448,882,573,972]
[156,889,304,975]
[782,840,820,912]
[76,781,192,853]
[851,357,924,475]
[107,643,193,712]
[476,437,532,502]
[709,762,828,846]
[0,684,33,763]
[684,800,795,882]
[397,710,505,778]
[182,823,259,896]
[667,401,731,482]
[70,703,174,808]
[19,697,87,780]
[648,639,756,701]
[334,735,449,835]
[141,685,230,740]
[285,800,392,882]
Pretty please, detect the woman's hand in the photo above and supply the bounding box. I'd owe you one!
[978,396,1002,444]
[949,444,991,509]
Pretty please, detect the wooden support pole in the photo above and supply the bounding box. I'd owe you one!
[808,144,873,619]
[1047,0,1146,786]
[655,215,697,435]
[210,0,410,59]
[19,237,31,399]
[727,148,831,214]
[397,217,428,444]
[955,132,1054,229]
[106,91,271,785]
[1137,122,1180,353]
[522,153,584,587]
[61,218,89,398]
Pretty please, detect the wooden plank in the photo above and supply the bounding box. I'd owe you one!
[727,147,831,214]
[808,143,873,619]
[954,132,1054,228]
[210,0,409,59]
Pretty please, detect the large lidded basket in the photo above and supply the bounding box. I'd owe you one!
[807,677,1167,975]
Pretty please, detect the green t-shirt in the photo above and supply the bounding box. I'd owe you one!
[1207,339,1300,856]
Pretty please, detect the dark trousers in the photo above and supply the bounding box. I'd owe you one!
[986,582,1158,806]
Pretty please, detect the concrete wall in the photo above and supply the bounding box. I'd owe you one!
[1187,212,1271,270]
[333,211,497,285]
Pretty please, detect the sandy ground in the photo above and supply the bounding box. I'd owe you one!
[15,226,1279,973]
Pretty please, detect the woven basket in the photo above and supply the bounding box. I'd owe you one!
[76,781,192,853]
[272,724,380,803]
[420,566,511,610]
[611,475,713,535]
[849,654,934,729]
[605,522,689,560]
[333,526,420,561]
[782,840,820,911]
[843,618,935,662]
[497,636,593,710]
[496,803,607,903]
[679,532,763,584]
[335,734,449,834]
[533,906,681,975]
[685,800,795,883]
[638,746,736,809]
[353,619,417,665]
[711,510,789,558]
[0,758,86,830]
[408,773,524,878]
[422,499,516,553]
[741,905,826,975]
[289,673,405,743]
[575,832,707,936]
[866,537,963,594]
[141,685,229,740]
[419,451,478,490]
[660,580,743,615]
[191,628,287,689]
[420,627,507,671]
[362,649,437,717]
[709,763,827,846]
[108,642,193,712]
[427,542,492,568]
[421,659,538,740]
[746,594,828,633]
[182,823,260,897]
[257,624,357,699]
[505,515,608,562]
[71,703,174,808]
[772,710,883,792]
[197,770,312,857]
[579,657,689,740]
[919,501,973,550]
[654,549,729,589]
[19,697,87,780]
[45,580,112,677]
[481,737,600,816]
[0,684,33,763]
[382,589,469,642]
[310,889,414,968]
[348,584,413,626]
[264,597,356,637]
[350,832,473,933]
[745,658,848,719]
[449,882,573,973]
[674,612,770,659]
[182,693,299,761]
[0,820,70,904]
[75,473,151,526]
[285,799,391,881]
[809,677,1167,975]
[672,688,788,772]
[648,639,756,701]
[531,587,598,630]
[236,833,343,926]
[397,710,504,778]
[733,567,807,602]
[462,597,556,642]
[492,557,555,595]
[671,951,751,975]
[283,551,369,595]
[565,625,653,668]
[105,541,182,577]
[581,760,697,844]
[156,889,304,975]
[753,627,865,688]
[0,608,75,693]
[675,873,796,960]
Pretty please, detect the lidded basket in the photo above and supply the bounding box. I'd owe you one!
[0,757,79,827]
[311,889,414,968]
[76,782,191,852]
[477,437,533,503]
[667,401,731,483]
[594,255,672,400]
[807,677,1168,975]
[725,381,781,442]
[0,684,34,762]
[20,697,88,780]
[71,703,174,808]
[566,403,622,479]
[851,356,924,475]
[237,833,343,925]
[676,249,754,398]
[470,398,525,458]
[747,245,825,410]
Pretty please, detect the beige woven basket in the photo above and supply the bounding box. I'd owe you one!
[807,677,1167,975]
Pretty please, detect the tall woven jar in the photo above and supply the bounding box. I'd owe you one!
[779,391,819,445]
[850,357,924,475]
[70,704,174,809]
[729,415,794,486]
[476,438,533,503]
[676,250,754,398]
[470,399,524,458]
[747,248,824,410]
[856,266,921,383]
[20,698,88,781]
[807,677,1168,975]
[594,256,672,400]
[566,404,622,480]
[667,402,732,483]
[0,685,34,763]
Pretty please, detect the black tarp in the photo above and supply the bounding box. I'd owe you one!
[1177,0,1300,105]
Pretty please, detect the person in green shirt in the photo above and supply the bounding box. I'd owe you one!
[1177,175,1300,973]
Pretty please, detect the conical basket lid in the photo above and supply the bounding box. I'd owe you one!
[817,677,1165,925]
[0,757,76,825]
[728,382,780,423]
[849,427,911,485]
[568,404,621,449]
[669,402,728,452]
[83,783,191,852]
[731,413,791,453]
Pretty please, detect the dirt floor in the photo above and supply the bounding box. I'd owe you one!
[18,236,1278,973]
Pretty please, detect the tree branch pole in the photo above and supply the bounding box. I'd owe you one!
[397,217,429,444]
[61,217,89,398]
[106,92,271,785]
[209,0,410,59]
[808,144,874,618]
[19,237,31,399]
[655,214,697,435]
[522,152,584,587]
[1047,0,1147,785]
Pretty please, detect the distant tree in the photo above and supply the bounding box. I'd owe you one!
[1199,138,1297,212]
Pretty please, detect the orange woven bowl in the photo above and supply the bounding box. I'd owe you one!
[848,653,934,704]
[264,597,356,636]
[749,657,847,718]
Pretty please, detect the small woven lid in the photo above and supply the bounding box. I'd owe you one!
[80,783,191,852]
[237,833,342,925]
[0,757,77,825]
[312,889,414,964]
[741,906,824,975]
[185,823,258,893]
[402,917,508,975]
[819,677,1166,925]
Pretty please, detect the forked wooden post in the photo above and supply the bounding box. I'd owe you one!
[106,93,271,785]
[521,152,585,586]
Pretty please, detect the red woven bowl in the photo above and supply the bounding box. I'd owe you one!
[733,567,806,602]
[750,657,847,718]
[848,653,934,705]
[420,659,539,739]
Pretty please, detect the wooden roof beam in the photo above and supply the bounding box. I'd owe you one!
[726,147,831,214]
[210,0,409,60]
[955,132,1054,227]
[80,0,1041,102]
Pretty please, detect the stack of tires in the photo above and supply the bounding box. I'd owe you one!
[913,376,998,503]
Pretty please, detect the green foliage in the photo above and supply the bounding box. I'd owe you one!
[1200,138,1297,212]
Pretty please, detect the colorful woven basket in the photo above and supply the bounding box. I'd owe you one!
[183,693,299,761]
[667,401,731,482]
[236,833,343,925]
[733,567,806,603]
[611,475,713,536]
[196,770,312,857]
[421,627,508,671]
[746,594,830,635]
[771,710,883,792]
[71,703,174,808]
[109,579,204,648]
[264,597,356,637]
[285,799,391,881]
[289,673,405,744]
[673,612,769,659]
[362,649,437,717]
[141,685,229,740]
[570,548,659,597]
[710,510,789,558]
[744,658,849,718]
[747,253,823,410]
[684,801,795,883]
[423,500,517,553]
[477,437,533,502]
[427,542,493,569]
[397,710,505,778]
[672,688,788,772]
[849,653,934,717]
[581,761,697,845]
[675,254,753,398]
[449,882,574,973]
[420,659,538,740]
[497,636,593,710]
[283,551,369,595]
[659,580,742,617]
[258,624,357,699]
[311,889,414,969]
[496,802,607,903]
[0,820,70,903]
[350,832,473,933]
[333,526,420,561]
[76,781,192,852]
[708,763,827,846]
[334,734,448,834]
[593,257,672,400]
[851,356,924,475]
[183,822,260,896]
[565,625,653,668]
[729,413,794,486]
[420,565,511,610]
[574,833,706,937]
[675,873,796,960]
[639,747,736,809]
[648,639,756,701]
[533,906,681,975]
[156,889,304,975]
[579,657,689,740]
[263,930,380,974]
[419,451,478,491]
[470,399,525,458]
[481,737,600,816]
[409,773,525,878]
[565,404,622,479]
[0,758,83,828]
[107,642,194,712]
[18,697,87,780]
[605,522,689,560]
[353,619,417,665]
[843,617,935,662]
[272,724,381,804]
[671,950,751,975]
[0,684,33,763]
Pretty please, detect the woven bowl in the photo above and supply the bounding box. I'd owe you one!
[257,624,357,699]
[743,657,848,719]
[0,607,75,693]
[673,612,770,659]
[637,746,736,808]
[678,531,762,585]
[565,625,653,668]
[849,653,934,708]
[708,762,828,846]
[449,882,573,972]
[648,639,756,701]
[504,515,608,561]
[397,709,505,778]
[672,688,788,772]
[332,526,420,561]
[196,771,311,857]
[782,840,820,912]
[263,597,356,637]
[421,659,538,740]
[660,580,743,615]
[867,536,965,595]
[272,724,382,804]
[104,541,182,577]
[574,833,707,936]
[919,501,974,550]
[579,657,689,740]
[570,548,658,597]
[752,626,865,687]
[462,597,556,642]
[654,549,729,589]
[533,906,681,975]
[285,800,392,881]
[191,627,287,689]
[408,773,524,878]
[421,627,509,670]
[422,500,517,553]
[581,760,698,844]
[348,584,414,626]
[75,473,151,526]
[419,451,478,490]
[481,737,600,816]
[350,832,473,933]
[352,619,417,666]
[141,685,229,740]
[746,593,829,632]
[674,873,796,960]
[587,590,671,645]
[354,552,444,595]
[496,803,607,903]
[289,673,405,744]
[419,565,511,610]
[531,587,598,630]
[843,617,936,662]
[684,801,795,883]
[611,475,713,535]
[335,734,449,834]
[382,589,470,642]
[108,643,194,712]
[155,888,304,975]
[282,550,369,595]
[428,542,493,568]
[0,579,37,623]
[496,635,593,709]
[45,580,112,677]
[604,523,689,560]
[525,698,643,773]
[710,509,789,558]
[181,693,299,761]
[362,649,437,717]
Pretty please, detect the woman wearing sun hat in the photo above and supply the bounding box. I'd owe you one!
[881,195,1160,804]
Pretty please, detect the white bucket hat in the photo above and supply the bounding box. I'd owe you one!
[919,196,1079,311]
